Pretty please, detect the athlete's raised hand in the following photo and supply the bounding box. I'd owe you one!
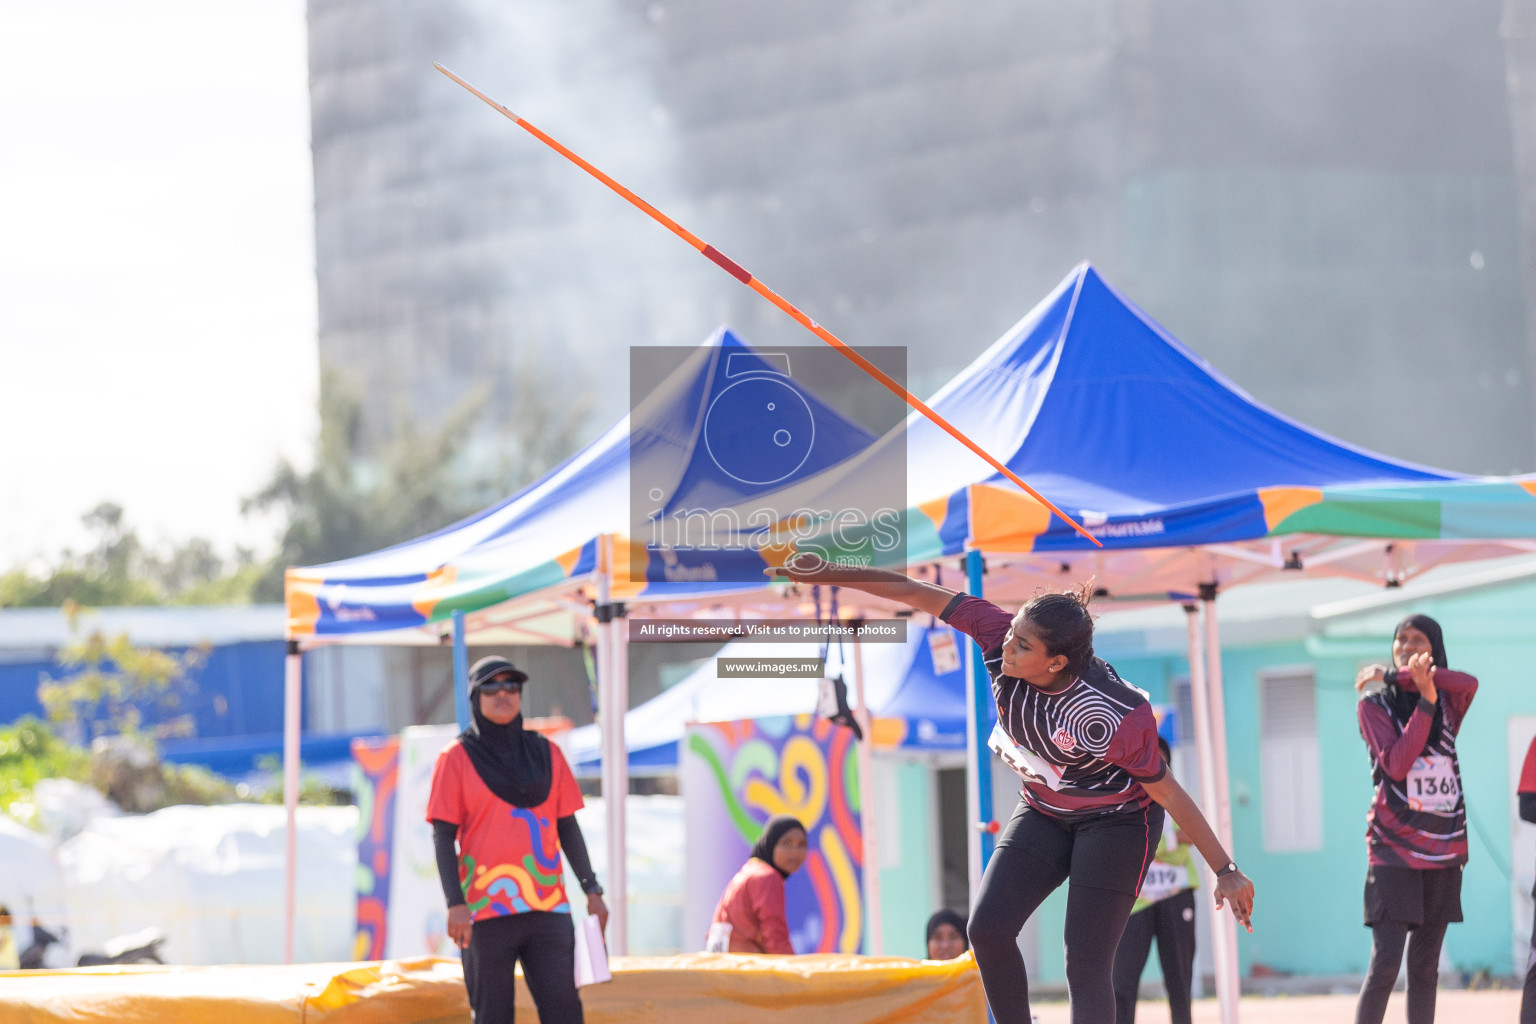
[764,553,958,618]
[765,551,855,584]
[1409,651,1437,704]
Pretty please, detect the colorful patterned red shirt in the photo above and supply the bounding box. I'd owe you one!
[425,739,585,920]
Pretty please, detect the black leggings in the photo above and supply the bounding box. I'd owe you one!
[1112,888,1196,1024]
[968,799,1163,1024]
[1523,894,1536,1024]
[1355,921,1447,1024]
[463,911,584,1024]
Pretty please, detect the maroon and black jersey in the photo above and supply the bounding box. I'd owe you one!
[1357,668,1477,869]
[942,595,1166,823]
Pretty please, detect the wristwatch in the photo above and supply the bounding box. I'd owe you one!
[582,881,605,897]
[1215,862,1239,878]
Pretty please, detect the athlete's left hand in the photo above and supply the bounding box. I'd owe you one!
[1214,869,1255,933]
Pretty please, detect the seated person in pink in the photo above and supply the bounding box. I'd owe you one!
[706,816,807,954]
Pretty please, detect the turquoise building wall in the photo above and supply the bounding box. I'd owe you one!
[878,757,939,958]
[1024,575,1536,983]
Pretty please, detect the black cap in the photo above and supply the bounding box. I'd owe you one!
[468,655,529,693]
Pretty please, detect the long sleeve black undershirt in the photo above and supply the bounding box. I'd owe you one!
[1520,792,1536,825]
[557,815,600,896]
[431,815,602,909]
[432,819,465,906]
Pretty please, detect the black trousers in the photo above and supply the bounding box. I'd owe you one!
[968,799,1163,1024]
[1357,865,1459,1024]
[1112,889,1197,1024]
[463,911,584,1024]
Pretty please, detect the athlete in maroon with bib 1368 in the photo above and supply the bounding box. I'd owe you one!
[1353,614,1477,1024]
[768,555,1254,1024]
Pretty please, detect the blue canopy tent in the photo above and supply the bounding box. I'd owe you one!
[866,263,1536,1019]
[278,327,888,956]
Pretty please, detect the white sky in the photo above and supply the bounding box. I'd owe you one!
[0,0,317,569]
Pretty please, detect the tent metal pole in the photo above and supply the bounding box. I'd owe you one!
[964,550,995,908]
[281,644,302,964]
[1198,592,1242,1024]
[607,602,629,955]
[596,536,628,955]
[452,611,470,731]
[1183,604,1232,1016]
[850,632,882,954]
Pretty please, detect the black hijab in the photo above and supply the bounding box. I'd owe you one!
[750,815,807,878]
[925,909,969,953]
[1386,613,1449,746]
[459,657,553,808]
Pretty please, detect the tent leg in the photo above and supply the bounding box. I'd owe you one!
[1189,594,1241,1024]
[452,610,470,731]
[851,635,882,954]
[596,587,629,956]
[964,550,995,909]
[282,645,302,964]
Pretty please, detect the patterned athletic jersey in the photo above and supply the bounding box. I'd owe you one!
[941,595,1166,822]
[1357,668,1477,869]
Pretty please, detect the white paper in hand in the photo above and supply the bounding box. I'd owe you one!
[573,914,611,987]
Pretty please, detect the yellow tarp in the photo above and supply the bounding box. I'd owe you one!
[0,952,984,1023]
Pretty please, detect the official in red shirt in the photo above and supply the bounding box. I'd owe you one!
[706,815,807,954]
[428,656,608,1024]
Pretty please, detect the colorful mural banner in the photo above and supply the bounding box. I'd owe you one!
[682,715,864,954]
[387,724,462,959]
[350,735,400,962]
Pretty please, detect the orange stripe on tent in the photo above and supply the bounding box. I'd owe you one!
[554,545,585,577]
[869,717,907,748]
[410,565,459,619]
[915,496,950,534]
[609,538,649,601]
[968,483,1053,553]
[284,570,323,637]
[1257,486,1325,532]
[1519,479,1536,499]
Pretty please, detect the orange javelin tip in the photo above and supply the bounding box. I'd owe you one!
[432,62,1101,548]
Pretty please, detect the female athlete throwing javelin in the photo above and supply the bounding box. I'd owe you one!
[770,555,1254,1024]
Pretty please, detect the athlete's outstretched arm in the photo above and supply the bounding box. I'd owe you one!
[1142,772,1255,932]
[766,554,957,619]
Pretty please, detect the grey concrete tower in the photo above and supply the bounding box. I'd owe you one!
[307,0,1536,475]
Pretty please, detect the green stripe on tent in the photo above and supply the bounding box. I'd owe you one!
[1271,499,1442,539]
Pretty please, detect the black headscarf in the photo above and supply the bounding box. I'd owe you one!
[459,656,552,808]
[1386,613,1449,746]
[925,909,969,953]
[750,815,807,878]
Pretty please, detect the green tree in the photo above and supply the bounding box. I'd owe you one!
[244,366,590,600]
[35,602,207,740]
[0,504,258,609]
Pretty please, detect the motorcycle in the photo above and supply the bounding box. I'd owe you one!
[20,923,166,968]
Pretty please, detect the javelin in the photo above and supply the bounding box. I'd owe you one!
[433,63,1100,547]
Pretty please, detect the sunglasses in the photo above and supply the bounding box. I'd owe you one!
[478,679,524,695]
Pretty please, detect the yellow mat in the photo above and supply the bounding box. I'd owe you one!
[0,952,984,1023]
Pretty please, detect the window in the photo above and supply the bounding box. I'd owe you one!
[1258,667,1323,852]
